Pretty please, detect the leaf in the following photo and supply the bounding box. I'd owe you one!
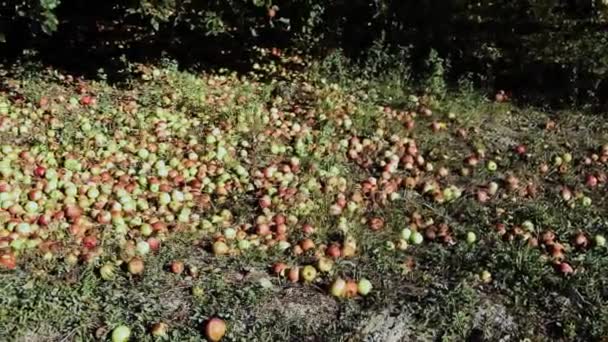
[150,17,160,31]
[41,13,59,35]
[0,33,5,43]
[40,0,60,10]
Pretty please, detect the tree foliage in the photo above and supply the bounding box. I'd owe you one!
[2,0,608,106]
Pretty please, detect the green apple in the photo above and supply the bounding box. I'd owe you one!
[410,232,424,245]
[486,161,497,172]
[112,325,131,342]
[466,232,477,244]
[357,278,373,296]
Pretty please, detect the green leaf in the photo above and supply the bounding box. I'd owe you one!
[150,17,160,31]
[40,0,61,11]
[41,12,59,35]
[0,33,5,43]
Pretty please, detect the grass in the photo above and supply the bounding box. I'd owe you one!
[1,52,608,341]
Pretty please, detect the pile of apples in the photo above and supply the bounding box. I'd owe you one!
[0,63,606,292]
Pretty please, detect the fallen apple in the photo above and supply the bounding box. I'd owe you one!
[170,260,185,274]
[128,258,144,275]
[204,318,226,342]
[466,232,477,244]
[330,277,346,297]
[357,278,372,296]
[486,161,497,172]
[111,325,131,342]
[410,231,424,245]
[596,235,606,247]
[150,322,168,337]
[301,265,317,282]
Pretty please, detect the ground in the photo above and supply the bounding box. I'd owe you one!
[0,53,608,341]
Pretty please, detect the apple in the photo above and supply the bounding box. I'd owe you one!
[410,231,423,245]
[488,181,499,195]
[486,161,497,172]
[495,91,505,102]
[237,239,251,250]
[560,187,572,201]
[128,258,144,275]
[302,223,315,235]
[400,228,412,240]
[212,241,229,255]
[0,252,16,270]
[556,262,574,275]
[595,235,606,247]
[581,196,592,206]
[136,241,150,255]
[150,322,168,337]
[34,166,46,177]
[326,244,341,259]
[272,262,288,276]
[369,217,384,231]
[287,266,299,283]
[317,257,334,272]
[111,325,131,342]
[480,270,492,283]
[187,265,199,278]
[300,238,315,251]
[170,260,185,274]
[521,220,535,232]
[341,243,357,258]
[301,265,317,282]
[344,280,358,298]
[514,144,526,155]
[100,263,115,280]
[573,233,589,249]
[80,95,94,106]
[204,318,226,342]
[384,241,395,250]
[586,175,598,188]
[466,232,477,244]
[357,278,372,296]
[554,156,563,166]
[330,278,346,297]
[192,285,205,297]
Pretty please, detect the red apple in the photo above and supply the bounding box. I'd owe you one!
[272,262,287,276]
[80,95,94,106]
[326,244,341,259]
[34,166,46,177]
[344,279,358,298]
[0,252,16,270]
[556,262,574,275]
[514,144,526,155]
[300,238,315,251]
[586,174,598,188]
[287,267,299,283]
[82,235,97,249]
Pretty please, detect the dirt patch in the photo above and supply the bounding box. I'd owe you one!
[157,285,192,323]
[472,300,517,341]
[17,324,62,342]
[255,286,339,329]
[351,309,426,342]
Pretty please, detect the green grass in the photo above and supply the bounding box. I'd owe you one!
[1,54,608,341]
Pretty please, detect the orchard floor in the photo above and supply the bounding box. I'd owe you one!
[1,56,608,341]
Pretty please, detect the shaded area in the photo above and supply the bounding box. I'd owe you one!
[2,1,608,109]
